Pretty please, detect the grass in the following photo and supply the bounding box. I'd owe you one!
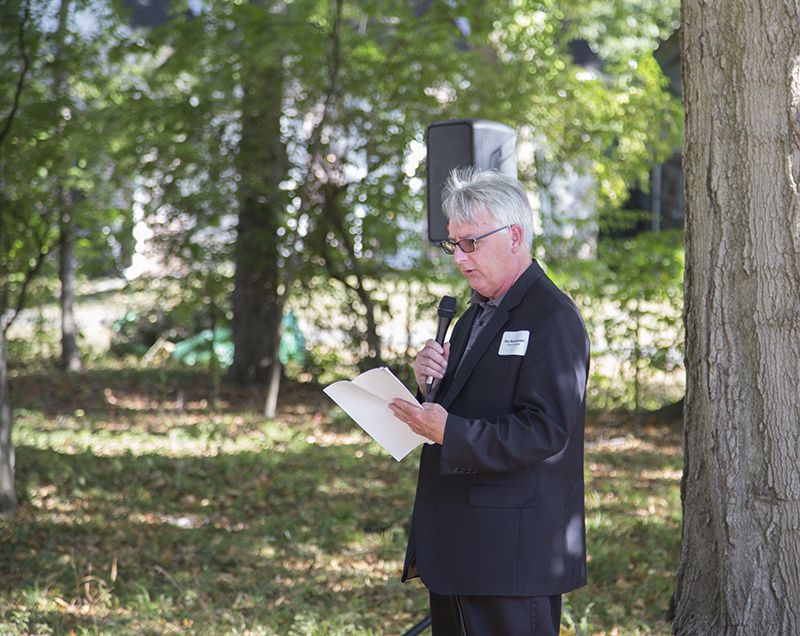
[1,363,683,635]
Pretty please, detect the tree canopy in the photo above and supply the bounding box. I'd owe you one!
[2,0,681,328]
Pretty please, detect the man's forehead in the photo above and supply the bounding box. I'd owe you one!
[448,216,493,237]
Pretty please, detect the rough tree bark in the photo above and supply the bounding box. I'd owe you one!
[671,0,800,634]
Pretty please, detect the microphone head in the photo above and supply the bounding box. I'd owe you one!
[438,295,457,319]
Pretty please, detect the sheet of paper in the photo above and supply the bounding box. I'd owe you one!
[324,368,427,461]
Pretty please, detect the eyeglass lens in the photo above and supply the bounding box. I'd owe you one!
[439,226,509,255]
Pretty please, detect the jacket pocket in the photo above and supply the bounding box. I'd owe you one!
[469,484,538,508]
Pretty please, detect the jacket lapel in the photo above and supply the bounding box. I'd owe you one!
[435,303,479,402]
[439,262,545,409]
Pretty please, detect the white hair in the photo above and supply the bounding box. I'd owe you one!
[441,167,534,250]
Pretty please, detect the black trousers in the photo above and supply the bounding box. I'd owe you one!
[429,591,562,636]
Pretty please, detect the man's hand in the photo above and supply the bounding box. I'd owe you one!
[414,339,450,397]
[389,399,448,445]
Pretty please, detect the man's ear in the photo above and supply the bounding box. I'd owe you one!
[510,225,524,252]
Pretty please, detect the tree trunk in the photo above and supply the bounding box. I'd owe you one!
[0,175,15,514]
[59,198,81,372]
[54,0,80,372]
[0,0,30,517]
[672,1,800,634]
[264,336,282,419]
[352,275,384,371]
[0,297,17,516]
[229,56,286,404]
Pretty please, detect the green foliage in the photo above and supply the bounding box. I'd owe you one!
[2,366,681,636]
[104,272,233,364]
[2,0,684,399]
[552,228,685,411]
[100,0,682,371]
[111,309,178,357]
[573,427,682,632]
[1,0,135,321]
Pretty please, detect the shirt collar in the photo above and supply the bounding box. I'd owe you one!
[468,288,506,309]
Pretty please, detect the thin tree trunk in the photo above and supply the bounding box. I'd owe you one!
[264,337,282,419]
[55,0,80,372]
[59,198,81,372]
[671,0,800,633]
[0,305,17,516]
[0,0,31,517]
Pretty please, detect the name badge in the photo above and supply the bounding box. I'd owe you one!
[499,330,530,356]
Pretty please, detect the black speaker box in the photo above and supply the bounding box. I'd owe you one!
[426,119,517,244]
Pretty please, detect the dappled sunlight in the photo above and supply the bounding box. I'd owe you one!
[566,415,683,635]
[103,386,226,412]
[277,537,402,595]
[304,424,371,449]
[640,467,682,481]
[3,368,681,636]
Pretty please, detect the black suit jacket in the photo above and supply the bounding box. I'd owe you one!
[402,261,590,597]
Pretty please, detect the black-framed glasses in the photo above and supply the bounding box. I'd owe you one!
[439,225,511,255]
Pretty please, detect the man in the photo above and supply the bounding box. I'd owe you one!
[389,167,590,636]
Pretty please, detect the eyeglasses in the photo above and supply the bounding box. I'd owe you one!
[439,226,511,255]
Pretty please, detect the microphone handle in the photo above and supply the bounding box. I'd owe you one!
[426,316,452,401]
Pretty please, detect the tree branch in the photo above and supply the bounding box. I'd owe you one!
[0,0,32,148]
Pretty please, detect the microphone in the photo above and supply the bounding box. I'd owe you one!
[426,295,457,401]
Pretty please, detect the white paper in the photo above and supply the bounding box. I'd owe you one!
[323,367,427,461]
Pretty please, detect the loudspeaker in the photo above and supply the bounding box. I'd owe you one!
[426,119,517,244]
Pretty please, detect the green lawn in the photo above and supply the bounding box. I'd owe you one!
[1,366,682,635]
